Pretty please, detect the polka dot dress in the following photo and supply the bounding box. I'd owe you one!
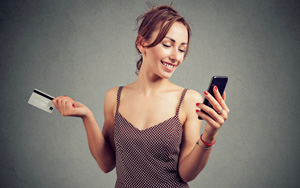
[114,86,189,188]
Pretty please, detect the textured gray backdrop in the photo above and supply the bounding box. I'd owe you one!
[1,0,299,187]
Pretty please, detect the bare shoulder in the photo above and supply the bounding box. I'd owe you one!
[181,89,203,116]
[169,83,203,106]
[104,86,120,115]
[105,86,119,100]
[184,89,203,103]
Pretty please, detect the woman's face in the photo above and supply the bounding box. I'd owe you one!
[143,22,188,79]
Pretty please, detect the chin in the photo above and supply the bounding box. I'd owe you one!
[160,71,175,79]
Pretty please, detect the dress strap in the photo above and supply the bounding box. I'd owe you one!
[176,88,188,116]
[116,86,124,113]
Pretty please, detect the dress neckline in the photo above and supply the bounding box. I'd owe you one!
[115,86,188,132]
[117,112,181,132]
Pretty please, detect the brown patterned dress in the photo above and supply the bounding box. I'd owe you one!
[114,86,189,187]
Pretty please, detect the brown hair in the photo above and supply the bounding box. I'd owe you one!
[135,4,192,74]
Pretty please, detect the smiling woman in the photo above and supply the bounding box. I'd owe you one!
[52,3,230,188]
[137,21,188,79]
[135,5,191,75]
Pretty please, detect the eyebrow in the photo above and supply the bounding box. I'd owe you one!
[165,36,187,45]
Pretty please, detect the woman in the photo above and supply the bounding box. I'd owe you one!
[53,5,229,188]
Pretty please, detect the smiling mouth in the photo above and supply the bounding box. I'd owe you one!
[161,61,175,69]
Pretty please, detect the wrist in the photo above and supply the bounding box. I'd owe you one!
[196,138,213,150]
[81,109,94,122]
[201,131,218,144]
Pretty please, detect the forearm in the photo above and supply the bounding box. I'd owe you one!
[179,131,217,182]
[82,112,115,173]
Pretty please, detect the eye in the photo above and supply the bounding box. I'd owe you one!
[179,47,186,53]
[162,43,171,48]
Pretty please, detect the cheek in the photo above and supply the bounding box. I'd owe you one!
[151,48,166,59]
[181,54,186,61]
[158,47,171,57]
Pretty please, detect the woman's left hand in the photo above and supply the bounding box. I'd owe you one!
[196,86,230,136]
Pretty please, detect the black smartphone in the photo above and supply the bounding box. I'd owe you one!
[198,76,228,120]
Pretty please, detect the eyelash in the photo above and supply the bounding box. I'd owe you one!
[162,43,186,53]
[162,43,171,48]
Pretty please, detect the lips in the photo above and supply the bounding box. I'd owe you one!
[161,61,175,69]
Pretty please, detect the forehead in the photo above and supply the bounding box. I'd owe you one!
[165,22,188,44]
[150,21,188,44]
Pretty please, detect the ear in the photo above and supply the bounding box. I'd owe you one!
[136,35,146,54]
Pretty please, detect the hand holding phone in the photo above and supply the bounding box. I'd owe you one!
[198,76,228,120]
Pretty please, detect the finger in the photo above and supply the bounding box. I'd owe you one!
[212,86,225,113]
[53,96,65,113]
[56,96,71,115]
[65,100,75,114]
[53,96,69,105]
[212,87,229,114]
[204,91,223,115]
[196,109,220,129]
[72,101,81,108]
[62,98,75,116]
[222,91,226,101]
[197,103,224,125]
[58,97,67,115]
[52,96,63,105]
[211,87,229,115]
[213,86,223,103]
[219,91,230,114]
[52,99,58,109]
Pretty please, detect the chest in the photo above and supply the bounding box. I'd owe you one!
[118,94,181,131]
[114,113,183,159]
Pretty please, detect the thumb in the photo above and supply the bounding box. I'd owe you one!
[72,101,84,108]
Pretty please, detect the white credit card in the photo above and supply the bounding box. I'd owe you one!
[28,89,55,113]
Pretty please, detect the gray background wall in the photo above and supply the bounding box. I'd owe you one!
[1,0,299,187]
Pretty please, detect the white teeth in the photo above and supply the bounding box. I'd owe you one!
[163,62,174,68]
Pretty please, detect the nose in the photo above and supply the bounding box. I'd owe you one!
[170,48,180,63]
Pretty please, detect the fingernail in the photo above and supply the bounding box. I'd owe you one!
[214,86,218,91]
[204,91,209,95]
[196,109,200,112]
[196,103,200,106]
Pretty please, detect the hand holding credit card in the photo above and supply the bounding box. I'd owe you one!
[28,89,90,118]
[28,89,55,113]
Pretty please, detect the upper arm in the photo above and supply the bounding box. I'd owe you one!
[102,87,118,154]
[179,89,203,164]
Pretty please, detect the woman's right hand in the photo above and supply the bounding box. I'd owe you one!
[52,96,91,119]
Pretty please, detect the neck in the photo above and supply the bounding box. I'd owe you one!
[133,66,170,96]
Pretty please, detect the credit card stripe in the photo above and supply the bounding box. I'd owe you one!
[33,89,54,100]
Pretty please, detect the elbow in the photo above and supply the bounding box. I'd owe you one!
[179,164,204,183]
[180,173,197,183]
[102,167,114,174]
[99,162,115,173]
[95,157,115,173]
